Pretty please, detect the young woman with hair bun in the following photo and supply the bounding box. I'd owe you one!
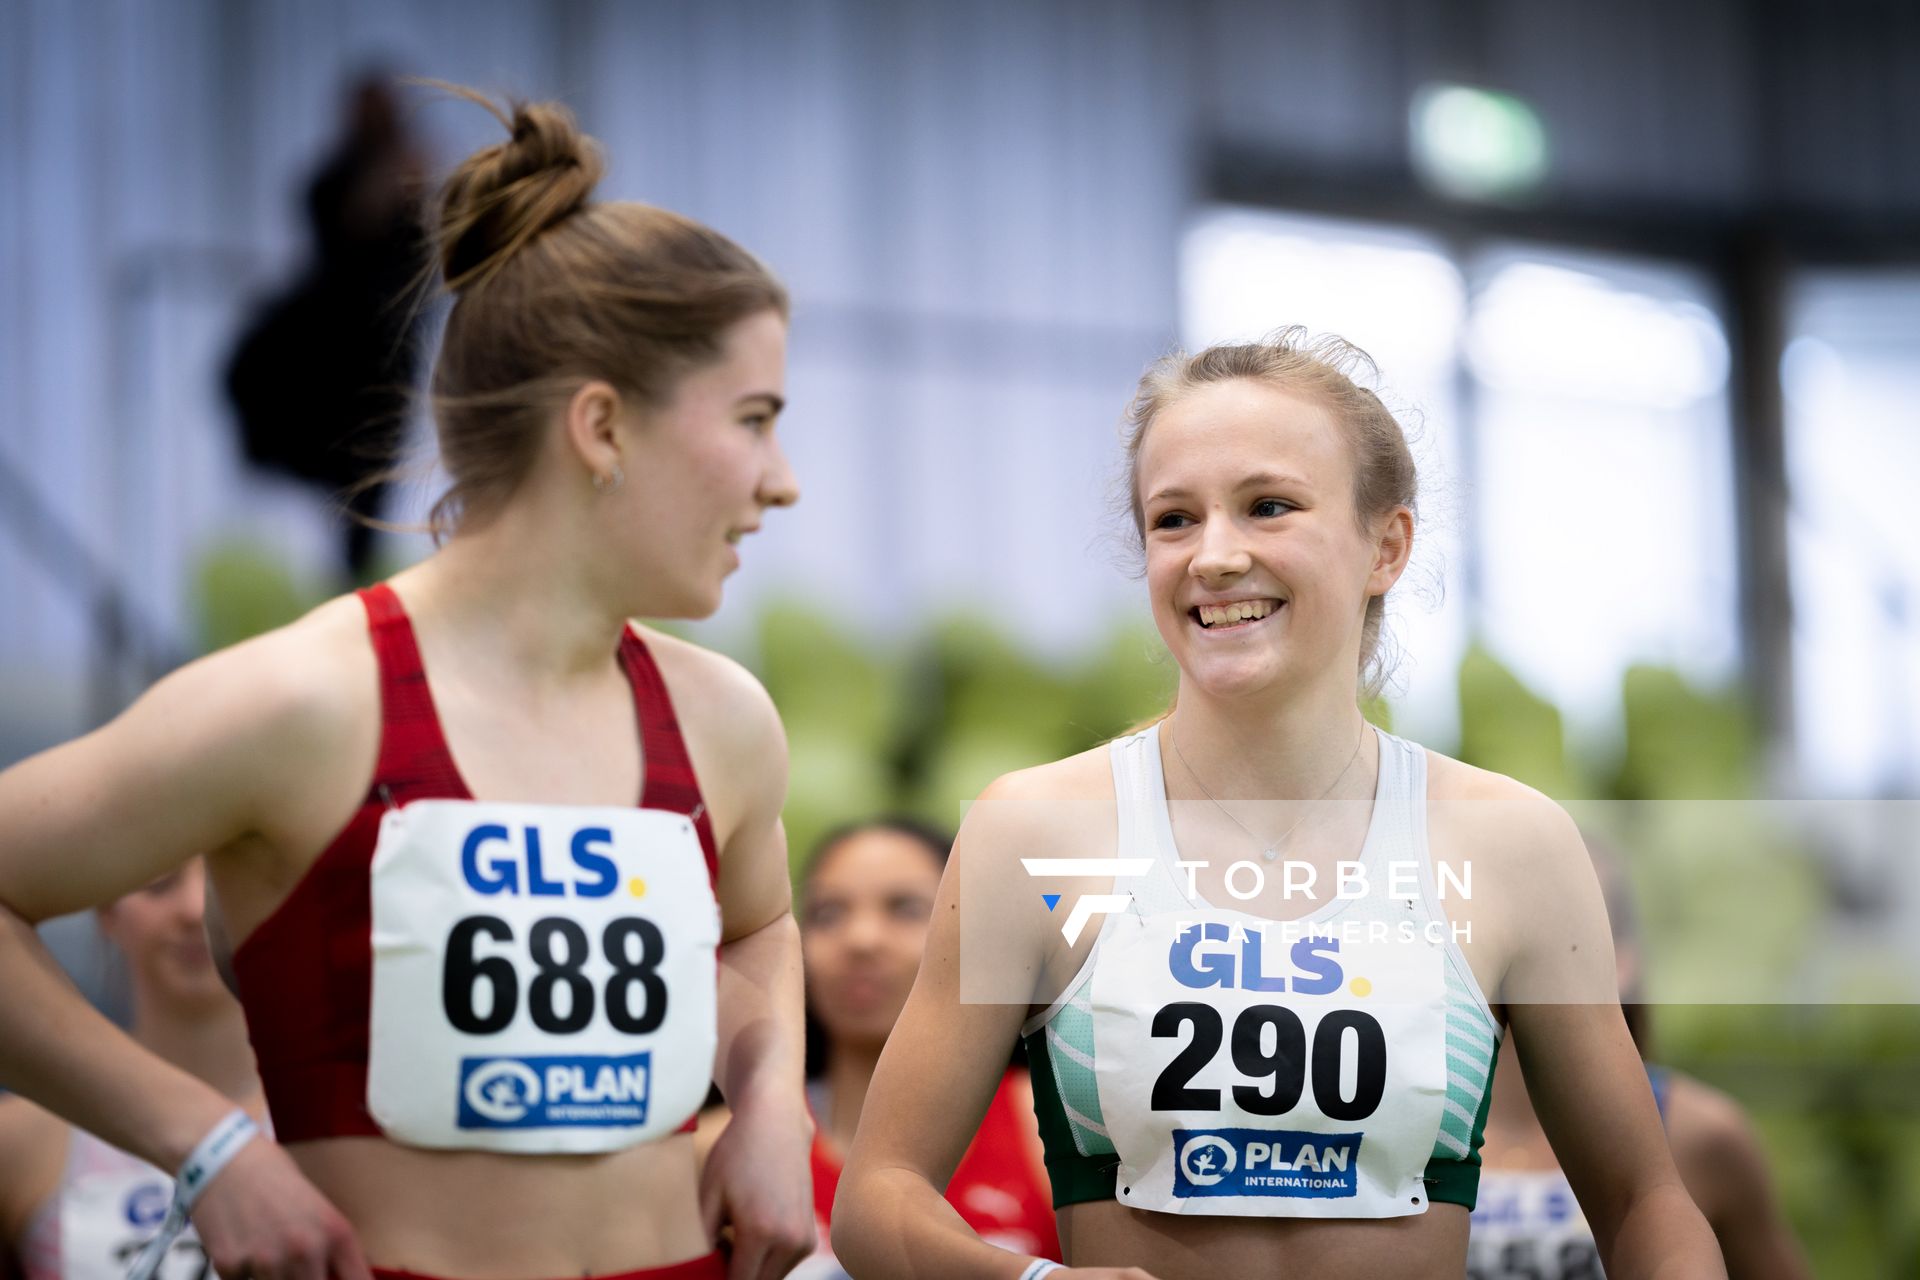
[832,330,1728,1279]
[0,88,811,1280]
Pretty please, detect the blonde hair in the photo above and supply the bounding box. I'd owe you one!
[421,85,788,536]
[1122,327,1418,701]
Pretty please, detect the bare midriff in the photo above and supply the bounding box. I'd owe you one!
[290,1133,710,1277]
[1056,1198,1471,1280]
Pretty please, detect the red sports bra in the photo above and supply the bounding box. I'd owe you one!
[231,583,719,1142]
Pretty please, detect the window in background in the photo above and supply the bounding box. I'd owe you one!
[1466,246,1739,729]
[1181,207,1740,750]
[1783,271,1920,797]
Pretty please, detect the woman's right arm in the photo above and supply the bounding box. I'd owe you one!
[0,634,372,1280]
[829,772,1159,1280]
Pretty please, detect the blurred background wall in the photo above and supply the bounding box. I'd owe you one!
[3,0,1919,1270]
[7,0,1918,780]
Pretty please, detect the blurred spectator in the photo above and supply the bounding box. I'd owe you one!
[225,71,427,581]
[0,861,264,1280]
[1467,837,1813,1280]
[699,818,1060,1278]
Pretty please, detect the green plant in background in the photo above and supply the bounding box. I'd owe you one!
[756,607,1181,869]
[1065,621,1178,749]
[754,602,902,868]
[191,539,330,651]
[1360,695,1394,734]
[1455,642,1584,796]
[900,615,1083,828]
[1613,663,1755,800]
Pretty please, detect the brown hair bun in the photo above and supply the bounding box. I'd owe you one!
[414,81,787,539]
[428,85,606,292]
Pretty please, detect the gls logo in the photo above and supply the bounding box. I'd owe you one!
[1019,859,1153,945]
[1170,924,1344,994]
[462,825,630,898]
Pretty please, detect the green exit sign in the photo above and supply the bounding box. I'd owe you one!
[1410,84,1549,201]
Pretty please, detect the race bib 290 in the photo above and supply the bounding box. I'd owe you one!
[1091,910,1447,1218]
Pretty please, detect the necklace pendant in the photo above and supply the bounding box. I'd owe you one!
[1261,846,1281,863]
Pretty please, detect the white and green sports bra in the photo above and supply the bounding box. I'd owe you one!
[1020,724,1502,1216]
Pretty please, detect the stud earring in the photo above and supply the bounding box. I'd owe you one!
[593,464,625,495]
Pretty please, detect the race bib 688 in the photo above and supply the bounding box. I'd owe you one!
[368,800,720,1153]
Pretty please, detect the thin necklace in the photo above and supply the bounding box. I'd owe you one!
[1168,719,1369,863]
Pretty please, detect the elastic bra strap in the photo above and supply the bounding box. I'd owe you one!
[125,1110,261,1280]
[1017,1262,1063,1280]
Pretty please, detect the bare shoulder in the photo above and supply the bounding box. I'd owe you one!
[952,745,1121,992]
[629,625,782,763]
[0,1096,67,1231]
[0,591,380,922]
[173,594,381,818]
[1424,748,1585,871]
[985,744,1115,802]
[1422,748,1608,1006]
[961,744,1116,867]
[141,592,374,759]
[626,627,785,860]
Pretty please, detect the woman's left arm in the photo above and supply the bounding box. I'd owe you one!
[1496,800,1725,1280]
[663,641,813,1280]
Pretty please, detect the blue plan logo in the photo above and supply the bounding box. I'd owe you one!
[1178,1133,1239,1185]
[457,1052,652,1129]
[124,1182,169,1229]
[1171,1127,1363,1199]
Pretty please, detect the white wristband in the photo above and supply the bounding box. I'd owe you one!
[1017,1262,1062,1280]
[174,1108,260,1208]
[125,1110,261,1280]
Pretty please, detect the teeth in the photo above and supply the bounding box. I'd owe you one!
[1197,600,1279,628]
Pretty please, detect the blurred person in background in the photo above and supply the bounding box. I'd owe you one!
[702,819,1061,1279]
[0,88,810,1280]
[1468,839,1811,1280]
[0,860,264,1280]
[225,71,428,582]
[833,330,1726,1280]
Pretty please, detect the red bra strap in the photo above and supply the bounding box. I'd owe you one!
[357,584,469,800]
[619,627,722,890]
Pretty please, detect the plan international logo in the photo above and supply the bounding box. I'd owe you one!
[457,1052,652,1129]
[1173,1127,1363,1199]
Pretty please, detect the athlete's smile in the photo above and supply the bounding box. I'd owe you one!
[1188,597,1286,632]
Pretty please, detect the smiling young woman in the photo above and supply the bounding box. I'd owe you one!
[0,89,811,1280]
[829,330,1728,1280]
